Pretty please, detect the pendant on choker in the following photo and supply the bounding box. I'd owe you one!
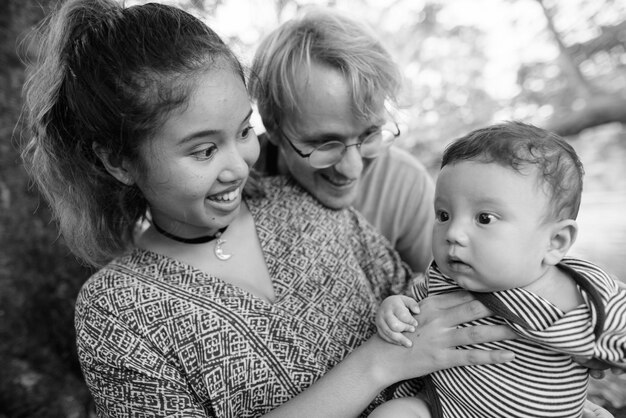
[214,236,231,261]
[151,220,231,261]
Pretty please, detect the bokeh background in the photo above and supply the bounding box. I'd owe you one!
[1,0,625,416]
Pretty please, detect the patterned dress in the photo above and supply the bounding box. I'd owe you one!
[415,258,626,418]
[75,176,415,417]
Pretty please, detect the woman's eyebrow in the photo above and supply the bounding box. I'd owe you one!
[177,109,254,145]
[240,108,254,124]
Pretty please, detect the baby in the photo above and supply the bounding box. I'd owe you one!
[373,121,626,418]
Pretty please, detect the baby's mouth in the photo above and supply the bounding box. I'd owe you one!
[447,255,470,269]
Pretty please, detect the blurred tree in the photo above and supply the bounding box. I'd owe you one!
[1,0,95,416]
[154,0,626,143]
[516,0,626,136]
[377,1,501,168]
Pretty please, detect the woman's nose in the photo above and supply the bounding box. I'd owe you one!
[219,147,249,183]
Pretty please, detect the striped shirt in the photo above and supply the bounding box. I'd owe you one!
[415,257,626,418]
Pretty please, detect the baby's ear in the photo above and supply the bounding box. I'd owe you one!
[544,219,578,265]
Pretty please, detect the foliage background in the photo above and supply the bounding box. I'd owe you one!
[1,0,625,416]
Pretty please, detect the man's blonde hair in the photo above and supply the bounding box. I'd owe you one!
[249,7,402,134]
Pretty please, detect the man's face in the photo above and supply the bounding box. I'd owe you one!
[275,62,385,210]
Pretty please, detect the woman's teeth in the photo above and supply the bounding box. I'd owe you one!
[211,188,239,202]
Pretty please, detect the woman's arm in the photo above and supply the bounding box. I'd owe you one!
[264,292,516,418]
[76,296,210,417]
[583,400,614,418]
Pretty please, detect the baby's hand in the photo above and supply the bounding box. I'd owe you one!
[376,295,421,348]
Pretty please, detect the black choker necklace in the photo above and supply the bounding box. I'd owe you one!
[151,220,232,260]
[151,220,228,244]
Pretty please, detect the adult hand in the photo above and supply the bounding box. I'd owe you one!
[582,400,614,418]
[370,291,516,384]
[264,291,515,418]
[573,356,625,379]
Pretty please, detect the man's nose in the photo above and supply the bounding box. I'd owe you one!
[332,143,364,178]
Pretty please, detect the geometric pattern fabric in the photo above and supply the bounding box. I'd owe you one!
[76,176,416,417]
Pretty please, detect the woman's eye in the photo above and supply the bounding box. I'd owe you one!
[192,143,217,160]
[435,210,450,222]
[240,125,255,139]
[477,213,496,224]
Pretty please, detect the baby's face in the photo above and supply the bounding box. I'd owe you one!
[432,161,555,292]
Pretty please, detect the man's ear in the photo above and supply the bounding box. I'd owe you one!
[92,143,135,186]
[544,219,578,266]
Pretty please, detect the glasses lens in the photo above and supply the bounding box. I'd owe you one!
[380,128,398,145]
[359,131,382,158]
[309,142,345,168]
[360,127,398,158]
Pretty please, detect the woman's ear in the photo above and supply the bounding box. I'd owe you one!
[544,219,578,266]
[92,143,135,186]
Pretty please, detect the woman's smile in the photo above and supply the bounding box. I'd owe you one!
[206,185,242,212]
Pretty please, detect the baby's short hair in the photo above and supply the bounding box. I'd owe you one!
[442,121,584,220]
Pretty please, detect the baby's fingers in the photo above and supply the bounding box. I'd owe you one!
[384,329,414,348]
[376,319,413,348]
[382,309,416,333]
[396,296,420,324]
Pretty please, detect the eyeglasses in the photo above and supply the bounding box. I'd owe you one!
[277,122,400,169]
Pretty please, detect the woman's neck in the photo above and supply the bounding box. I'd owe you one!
[136,207,244,257]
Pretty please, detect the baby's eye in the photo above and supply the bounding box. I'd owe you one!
[477,213,497,224]
[435,210,450,222]
[192,143,217,160]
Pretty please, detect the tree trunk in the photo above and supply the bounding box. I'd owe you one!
[548,94,626,137]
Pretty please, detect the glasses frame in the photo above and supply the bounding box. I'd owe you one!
[276,122,401,168]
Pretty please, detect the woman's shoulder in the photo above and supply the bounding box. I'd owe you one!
[77,249,178,311]
[247,175,365,237]
[254,175,306,201]
[250,175,342,217]
[78,251,141,299]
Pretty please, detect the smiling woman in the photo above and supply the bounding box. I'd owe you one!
[122,69,258,245]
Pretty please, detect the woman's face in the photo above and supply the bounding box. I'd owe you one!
[131,68,259,237]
